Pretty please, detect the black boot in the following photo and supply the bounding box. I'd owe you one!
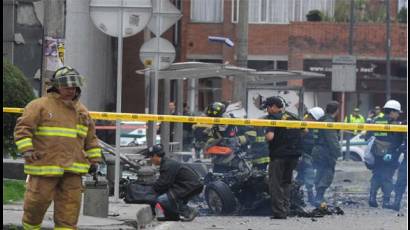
[368,191,378,208]
[382,197,393,209]
[391,195,402,211]
[368,183,379,208]
[179,205,199,222]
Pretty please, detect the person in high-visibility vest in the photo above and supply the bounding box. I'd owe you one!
[14,66,102,230]
[344,107,365,135]
[344,107,365,123]
[374,105,385,119]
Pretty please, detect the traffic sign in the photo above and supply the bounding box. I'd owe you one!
[331,55,357,92]
[89,0,152,37]
[140,37,176,70]
[147,0,182,37]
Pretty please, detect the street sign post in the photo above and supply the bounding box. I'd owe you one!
[332,55,357,161]
[142,0,181,149]
[331,55,357,92]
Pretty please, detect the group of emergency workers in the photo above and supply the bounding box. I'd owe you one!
[192,97,407,218]
[13,65,407,228]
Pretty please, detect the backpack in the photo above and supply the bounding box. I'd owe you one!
[124,183,157,205]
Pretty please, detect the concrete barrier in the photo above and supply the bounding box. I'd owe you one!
[3,159,26,180]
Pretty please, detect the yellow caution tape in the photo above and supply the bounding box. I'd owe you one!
[3,107,407,132]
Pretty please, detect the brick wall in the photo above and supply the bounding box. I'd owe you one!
[118,0,407,112]
[288,22,407,70]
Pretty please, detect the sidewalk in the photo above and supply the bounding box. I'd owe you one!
[3,197,153,230]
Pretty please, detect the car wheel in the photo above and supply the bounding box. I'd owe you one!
[205,180,236,214]
[349,152,362,161]
[343,151,362,161]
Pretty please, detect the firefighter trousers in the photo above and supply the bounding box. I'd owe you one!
[22,173,83,230]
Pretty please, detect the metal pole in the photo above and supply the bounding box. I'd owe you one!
[386,0,391,100]
[348,0,354,54]
[340,92,345,146]
[148,0,162,147]
[175,79,184,151]
[161,79,171,152]
[188,78,196,114]
[344,0,355,161]
[233,0,248,103]
[114,0,124,202]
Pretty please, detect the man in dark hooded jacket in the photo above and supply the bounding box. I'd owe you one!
[143,144,204,221]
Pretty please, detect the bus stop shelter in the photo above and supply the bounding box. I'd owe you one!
[138,62,325,151]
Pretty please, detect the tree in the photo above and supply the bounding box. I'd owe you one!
[306,10,324,22]
[3,59,36,158]
[397,7,407,23]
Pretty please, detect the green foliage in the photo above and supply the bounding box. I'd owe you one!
[334,0,350,22]
[398,7,407,23]
[334,0,387,23]
[3,179,26,204]
[306,10,324,22]
[3,59,36,158]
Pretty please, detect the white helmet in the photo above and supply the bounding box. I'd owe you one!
[308,107,325,120]
[383,100,402,112]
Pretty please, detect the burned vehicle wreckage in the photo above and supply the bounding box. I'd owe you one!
[203,136,272,215]
[202,135,315,216]
[107,135,308,217]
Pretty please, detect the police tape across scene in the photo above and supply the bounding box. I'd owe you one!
[3,107,407,133]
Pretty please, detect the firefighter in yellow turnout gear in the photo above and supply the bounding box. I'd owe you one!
[14,66,102,230]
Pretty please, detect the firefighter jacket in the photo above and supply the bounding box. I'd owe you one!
[153,156,203,199]
[192,123,213,150]
[14,92,102,176]
[246,117,270,165]
[265,112,303,159]
[203,124,250,150]
[312,114,341,164]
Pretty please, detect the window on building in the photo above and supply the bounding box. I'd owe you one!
[248,60,274,71]
[248,60,288,71]
[232,0,335,23]
[277,61,288,70]
[191,0,223,23]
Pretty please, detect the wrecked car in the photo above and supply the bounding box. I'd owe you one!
[203,137,272,215]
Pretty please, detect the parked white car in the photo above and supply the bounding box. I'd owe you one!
[120,121,161,147]
[341,133,369,161]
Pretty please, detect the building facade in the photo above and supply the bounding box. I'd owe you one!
[3,0,407,119]
[171,0,407,117]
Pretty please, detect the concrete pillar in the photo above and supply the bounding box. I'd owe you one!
[64,0,115,111]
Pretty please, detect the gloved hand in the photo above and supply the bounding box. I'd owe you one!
[23,151,41,163]
[88,163,99,174]
[383,154,392,162]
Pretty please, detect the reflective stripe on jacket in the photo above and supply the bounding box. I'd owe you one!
[14,92,102,176]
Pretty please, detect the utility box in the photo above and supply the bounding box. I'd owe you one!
[83,176,109,218]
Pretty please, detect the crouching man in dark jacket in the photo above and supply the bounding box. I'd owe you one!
[143,144,204,221]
